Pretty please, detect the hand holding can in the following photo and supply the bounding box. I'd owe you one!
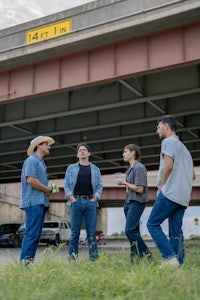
[51,183,59,193]
[115,172,123,185]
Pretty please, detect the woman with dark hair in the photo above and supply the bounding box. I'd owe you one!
[116,144,152,263]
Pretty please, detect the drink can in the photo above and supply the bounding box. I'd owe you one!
[51,183,57,193]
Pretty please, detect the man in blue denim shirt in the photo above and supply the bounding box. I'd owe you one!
[20,135,55,265]
[64,143,103,261]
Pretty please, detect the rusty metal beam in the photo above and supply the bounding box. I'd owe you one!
[49,186,200,207]
[1,22,200,104]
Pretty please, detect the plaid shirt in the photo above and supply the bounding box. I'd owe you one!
[20,154,49,209]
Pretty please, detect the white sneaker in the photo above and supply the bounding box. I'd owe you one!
[159,257,180,270]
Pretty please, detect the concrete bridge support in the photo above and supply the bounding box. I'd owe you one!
[0,183,108,234]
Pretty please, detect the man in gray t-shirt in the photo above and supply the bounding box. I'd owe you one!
[147,115,195,269]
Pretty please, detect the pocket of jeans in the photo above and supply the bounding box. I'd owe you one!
[90,200,98,208]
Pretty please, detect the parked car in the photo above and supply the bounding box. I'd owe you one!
[96,230,106,245]
[79,230,106,245]
[79,229,87,244]
[40,221,71,246]
[0,223,23,247]
[17,223,26,242]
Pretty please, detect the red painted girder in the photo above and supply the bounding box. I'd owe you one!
[50,186,200,207]
[1,22,200,103]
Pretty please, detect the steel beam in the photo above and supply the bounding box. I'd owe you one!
[49,187,200,207]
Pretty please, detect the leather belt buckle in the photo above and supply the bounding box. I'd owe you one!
[74,195,93,200]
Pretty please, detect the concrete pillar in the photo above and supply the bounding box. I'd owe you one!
[45,202,67,221]
[96,208,107,235]
[0,183,25,223]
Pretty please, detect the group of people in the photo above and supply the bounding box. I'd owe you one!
[19,115,195,269]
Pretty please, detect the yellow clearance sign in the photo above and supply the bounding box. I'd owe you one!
[25,19,72,44]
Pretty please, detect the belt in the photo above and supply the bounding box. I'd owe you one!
[74,195,93,200]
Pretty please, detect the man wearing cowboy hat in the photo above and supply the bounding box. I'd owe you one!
[20,135,55,265]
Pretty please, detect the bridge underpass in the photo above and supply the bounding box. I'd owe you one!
[0,0,199,231]
[0,0,200,184]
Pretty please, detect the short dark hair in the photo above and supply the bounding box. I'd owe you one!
[157,115,178,131]
[76,143,91,153]
[124,144,141,161]
[33,142,45,153]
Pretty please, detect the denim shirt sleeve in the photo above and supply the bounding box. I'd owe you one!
[90,163,103,200]
[64,163,79,200]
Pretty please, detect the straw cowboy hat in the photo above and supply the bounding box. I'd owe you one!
[27,136,55,156]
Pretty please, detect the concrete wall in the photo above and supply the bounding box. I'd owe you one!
[0,0,185,52]
[0,183,70,224]
[0,182,108,234]
[102,168,200,188]
[0,183,25,223]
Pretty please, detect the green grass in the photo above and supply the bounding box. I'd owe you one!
[0,241,200,300]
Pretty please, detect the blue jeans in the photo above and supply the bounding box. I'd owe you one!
[124,201,150,259]
[20,205,46,262]
[68,198,98,260]
[147,192,186,264]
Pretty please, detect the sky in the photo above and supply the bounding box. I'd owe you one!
[0,0,199,238]
[0,0,94,30]
[107,206,200,238]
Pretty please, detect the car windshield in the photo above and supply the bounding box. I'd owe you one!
[0,224,20,233]
[43,222,59,228]
[96,230,103,235]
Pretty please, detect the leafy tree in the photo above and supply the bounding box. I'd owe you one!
[194,217,199,235]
